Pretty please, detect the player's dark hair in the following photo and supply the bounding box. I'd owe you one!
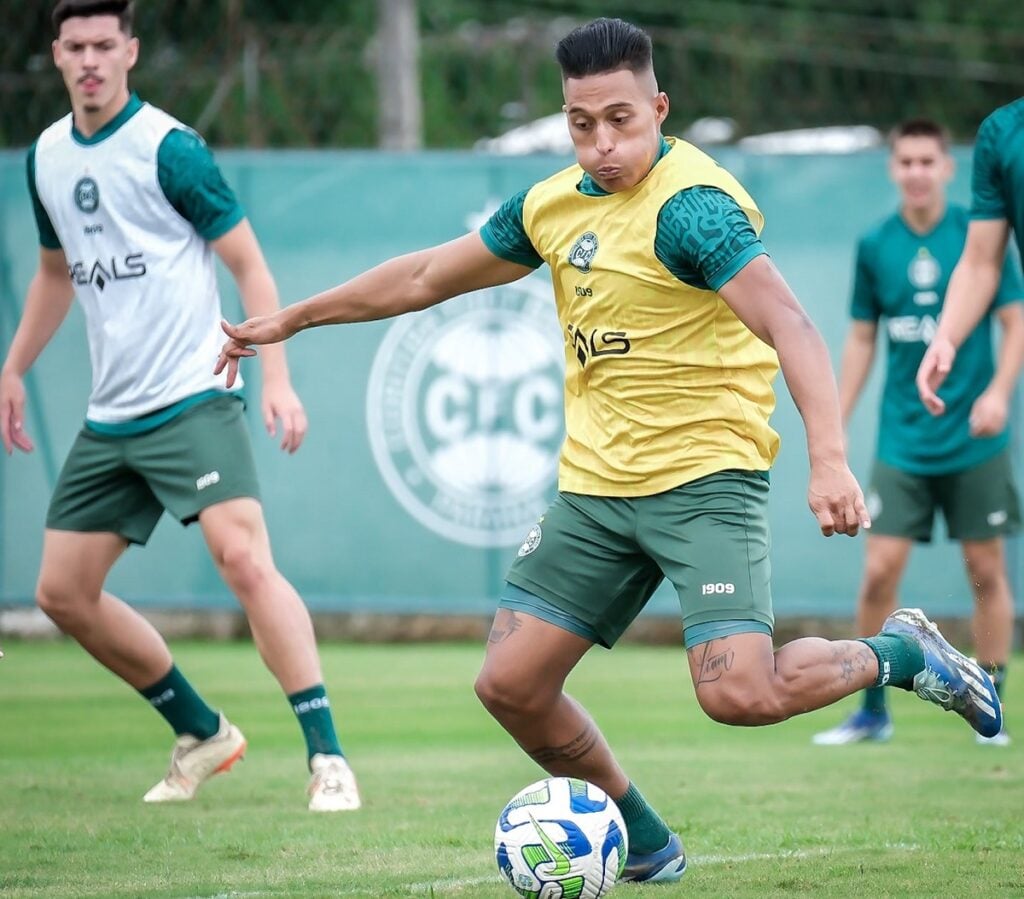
[890,118,950,151]
[556,18,653,79]
[52,0,134,37]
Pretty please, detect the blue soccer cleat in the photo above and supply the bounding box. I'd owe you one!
[881,608,1003,738]
[812,708,893,745]
[620,832,687,883]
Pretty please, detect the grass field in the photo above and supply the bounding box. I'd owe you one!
[1,639,1022,898]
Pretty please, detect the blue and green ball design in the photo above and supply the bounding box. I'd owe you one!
[495,777,628,898]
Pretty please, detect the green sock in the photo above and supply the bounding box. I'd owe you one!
[289,684,343,762]
[861,685,888,715]
[138,664,220,740]
[980,663,1007,701]
[858,635,925,690]
[614,782,672,855]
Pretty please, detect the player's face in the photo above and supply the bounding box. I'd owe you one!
[889,136,953,212]
[563,67,669,193]
[52,15,138,116]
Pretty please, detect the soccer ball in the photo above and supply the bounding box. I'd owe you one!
[494,777,628,898]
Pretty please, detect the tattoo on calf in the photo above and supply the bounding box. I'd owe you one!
[855,645,874,673]
[840,657,855,684]
[488,610,523,644]
[696,640,735,685]
[833,642,875,686]
[528,722,599,766]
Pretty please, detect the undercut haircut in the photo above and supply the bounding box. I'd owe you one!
[889,118,950,152]
[556,18,653,79]
[52,0,134,36]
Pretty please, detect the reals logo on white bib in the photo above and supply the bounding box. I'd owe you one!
[367,276,564,547]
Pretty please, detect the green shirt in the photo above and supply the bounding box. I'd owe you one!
[480,137,767,292]
[971,97,1024,259]
[851,204,1024,475]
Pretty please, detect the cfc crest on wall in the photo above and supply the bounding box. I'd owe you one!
[366,274,564,547]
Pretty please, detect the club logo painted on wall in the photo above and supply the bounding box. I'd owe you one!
[568,231,599,273]
[74,176,100,214]
[367,277,564,547]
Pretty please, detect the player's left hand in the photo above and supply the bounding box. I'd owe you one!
[969,387,1008,438]
[808,458,871,538]
[261,379,308,453]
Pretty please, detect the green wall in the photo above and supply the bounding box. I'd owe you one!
[1,146,1019,617]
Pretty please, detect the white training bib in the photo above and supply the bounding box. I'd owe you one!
[32,103,241,422]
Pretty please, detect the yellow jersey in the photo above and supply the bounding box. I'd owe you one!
[521,137,780,496]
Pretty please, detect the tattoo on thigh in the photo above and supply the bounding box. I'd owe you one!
[696,640,735,685]
[488,610,523,644]
[528,722,599,766]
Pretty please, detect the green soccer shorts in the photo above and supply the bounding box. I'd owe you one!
[46,395,261,545]
[503,469,774,648]
[867,450,1022,543]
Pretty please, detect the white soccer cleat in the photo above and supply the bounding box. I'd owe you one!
[307,753,362,812]
[143,713,247,802]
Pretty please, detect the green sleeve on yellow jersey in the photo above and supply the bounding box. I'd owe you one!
[479,189,544,269]
[655,186,766,292]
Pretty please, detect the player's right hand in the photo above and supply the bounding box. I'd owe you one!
[0,370,35,455]
[215,315,293,388]
[916,335,955,416]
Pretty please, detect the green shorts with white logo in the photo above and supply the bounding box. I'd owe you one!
[46,395,260,545]
[504,469,774,648]
[867,450,1021,543]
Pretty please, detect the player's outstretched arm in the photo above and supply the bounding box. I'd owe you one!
[0,248,74,455]
[717,255,870,538]
[216,233,534,386]
[212,219,307,453]
[917,219,1009,415]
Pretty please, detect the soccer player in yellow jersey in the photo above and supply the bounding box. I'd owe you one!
[218,19,1001,882]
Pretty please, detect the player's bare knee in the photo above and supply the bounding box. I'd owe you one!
[475,668,552,720]
[697,681,786,725]
[214,539,274,597]
[861,564,900,603]
[35,577,87,628]
[964,559,1004,598]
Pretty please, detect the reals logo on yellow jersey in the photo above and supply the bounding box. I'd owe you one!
[567,323,631,368]
[568,231,599,273]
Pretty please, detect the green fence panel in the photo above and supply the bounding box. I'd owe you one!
[1,147,1018,617]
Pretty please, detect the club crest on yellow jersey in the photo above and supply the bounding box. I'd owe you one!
[568,231,599,273]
